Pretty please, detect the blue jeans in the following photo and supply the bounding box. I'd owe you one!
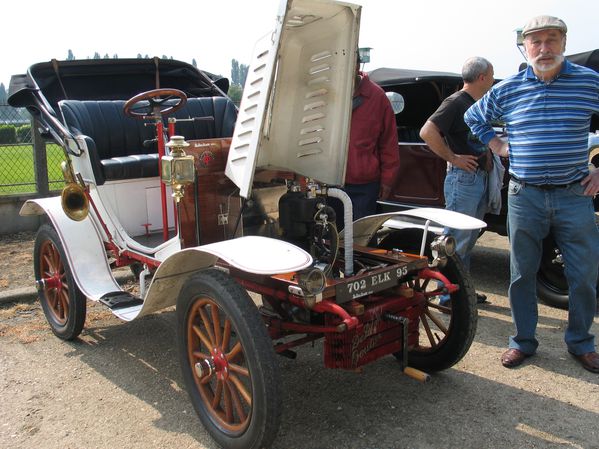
[444,166,488,270]
[507,179,599,355]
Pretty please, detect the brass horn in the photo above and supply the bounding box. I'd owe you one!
[60,160,89,222]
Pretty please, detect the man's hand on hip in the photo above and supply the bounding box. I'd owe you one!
[581,168,599,197]
[450,154,479,172]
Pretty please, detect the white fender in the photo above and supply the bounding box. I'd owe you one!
[125,236,313,320]
[349,208,487,247]
[20,197,121,299]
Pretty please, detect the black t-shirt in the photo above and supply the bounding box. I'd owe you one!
[428,90,488,163]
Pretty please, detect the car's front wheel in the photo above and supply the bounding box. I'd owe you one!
[375,229,478,371]
[176,269,281,449]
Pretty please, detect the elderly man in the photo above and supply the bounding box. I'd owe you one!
[420,56,495,304]
[465,15,599,373]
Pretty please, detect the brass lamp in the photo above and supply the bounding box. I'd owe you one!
[161,136,195,202]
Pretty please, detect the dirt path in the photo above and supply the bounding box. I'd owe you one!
[1,233,598,449]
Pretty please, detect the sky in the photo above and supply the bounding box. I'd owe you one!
[2,0,598,89]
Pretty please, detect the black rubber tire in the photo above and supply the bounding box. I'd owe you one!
[176,269,281,449]
[33,224,86,340]
[536,236,569,310]
[537,228,599,310]
[129,262,144,279]
[376,230,478,371]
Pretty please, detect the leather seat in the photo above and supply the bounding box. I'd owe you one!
[59,97,237,185]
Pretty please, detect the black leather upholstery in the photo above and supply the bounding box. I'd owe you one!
[59,97,237,184]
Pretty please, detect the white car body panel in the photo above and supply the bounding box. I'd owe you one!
[121,236,313,321]
[20,197,121,300]
[350,208,487,247]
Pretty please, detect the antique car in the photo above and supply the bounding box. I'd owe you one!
[372,52,599,309]
[8,1,485,448]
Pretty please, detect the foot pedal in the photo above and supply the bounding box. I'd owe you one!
[99,291,143,309]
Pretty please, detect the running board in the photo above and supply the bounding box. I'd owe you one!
[99,291,143,322]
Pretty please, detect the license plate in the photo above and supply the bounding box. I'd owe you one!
[335,264,410,303]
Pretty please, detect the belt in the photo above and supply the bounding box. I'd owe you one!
[510,176,577,190]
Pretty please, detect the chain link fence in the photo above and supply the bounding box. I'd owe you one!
[0,105,65,195]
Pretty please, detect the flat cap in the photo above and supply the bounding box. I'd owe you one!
[522,15,567,37]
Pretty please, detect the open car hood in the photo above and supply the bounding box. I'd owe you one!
[226,0,361,198]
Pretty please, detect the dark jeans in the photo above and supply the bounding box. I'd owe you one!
[328,181,380,229]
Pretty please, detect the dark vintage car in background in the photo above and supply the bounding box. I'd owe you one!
[372,50,599,309]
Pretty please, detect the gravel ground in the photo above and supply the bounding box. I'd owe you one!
[0,232,598,449]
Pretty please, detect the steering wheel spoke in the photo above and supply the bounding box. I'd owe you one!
[123,88,187,119]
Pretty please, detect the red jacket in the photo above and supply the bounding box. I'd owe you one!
[346,73,399,188]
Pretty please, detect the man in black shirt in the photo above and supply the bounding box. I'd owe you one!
[420,56,494,303]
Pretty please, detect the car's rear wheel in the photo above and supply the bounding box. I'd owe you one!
[176,269,281,449]
[34,224,86,340]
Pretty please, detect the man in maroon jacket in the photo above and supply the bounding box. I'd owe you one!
[344,55,400,220]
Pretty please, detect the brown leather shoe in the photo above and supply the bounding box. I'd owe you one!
[569,351,599,373]
[501,348,532,368]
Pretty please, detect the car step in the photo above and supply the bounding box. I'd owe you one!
[99,291,143,309]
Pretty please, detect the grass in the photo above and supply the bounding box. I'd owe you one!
[0,144,65,194]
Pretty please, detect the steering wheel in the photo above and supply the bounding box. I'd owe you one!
[123,88,187,119]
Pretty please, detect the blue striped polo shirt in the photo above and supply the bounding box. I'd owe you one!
[464,60,599,185]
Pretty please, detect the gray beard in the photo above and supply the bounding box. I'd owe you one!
[531,54,565,73]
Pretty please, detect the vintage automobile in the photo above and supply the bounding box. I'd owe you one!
[8,1,486,448]
[372,51,599,309]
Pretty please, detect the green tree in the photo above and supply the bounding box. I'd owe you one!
[227,84,243,105]
[93,52,101,59]
[192,58,197,68]
[67,49,75,60]
[0,83,7,105]
[239,63,248,86]
[231,59,240,85]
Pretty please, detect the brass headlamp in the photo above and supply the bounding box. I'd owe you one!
[161,136,195,202]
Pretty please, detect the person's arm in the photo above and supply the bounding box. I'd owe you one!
[377,101,400,200]
[464,91,507,157]
[419,120,478,172]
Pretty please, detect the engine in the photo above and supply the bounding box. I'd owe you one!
[278,182,339,264]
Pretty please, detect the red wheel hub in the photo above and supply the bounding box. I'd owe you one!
[211,348,229,380]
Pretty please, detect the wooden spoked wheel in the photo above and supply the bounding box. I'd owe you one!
[38,239,70,325]
[34,224,86,340]
[409,272,454,352]
[177,269,280,449]
[402,255,477,372]
[186,297,252,433]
